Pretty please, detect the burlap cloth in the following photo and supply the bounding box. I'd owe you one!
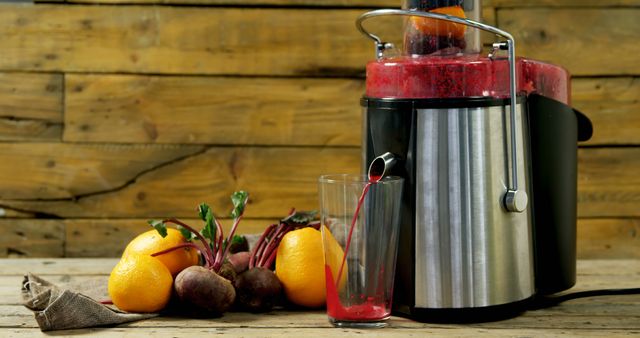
[21,273,156,331]
[20,234,261,331]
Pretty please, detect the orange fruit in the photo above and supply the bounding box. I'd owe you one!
[321,226,347,292]
[275,227,346,308]
[411,5,467,40]
[123,228,199,276]
[108,254,173,313]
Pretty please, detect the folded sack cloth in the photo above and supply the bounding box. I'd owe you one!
[21,273,156,331]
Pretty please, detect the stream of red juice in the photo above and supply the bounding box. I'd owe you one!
[326,174,389,321]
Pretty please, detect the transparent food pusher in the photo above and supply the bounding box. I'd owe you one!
[358,0,593,322]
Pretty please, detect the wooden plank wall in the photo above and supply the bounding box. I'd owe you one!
[0,0,638,258]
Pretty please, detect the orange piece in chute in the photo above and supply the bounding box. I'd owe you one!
[411,6,467,40]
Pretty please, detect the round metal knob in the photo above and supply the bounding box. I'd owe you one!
[504,190,528,213]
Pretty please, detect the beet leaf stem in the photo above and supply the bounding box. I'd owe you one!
[151,242,205,265]
[263,247,279,269]
[254,235,270,268]
[217,215,244,269]
[211,217,225,268]
[249,223,276,269]
[258,223,287,267]
[164,218,215,268]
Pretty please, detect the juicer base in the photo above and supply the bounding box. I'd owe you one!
[393,296,534,323]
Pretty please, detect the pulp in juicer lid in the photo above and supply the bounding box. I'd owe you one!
[366,55,571,105]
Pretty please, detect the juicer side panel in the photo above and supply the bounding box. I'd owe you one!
[527,94,579,294]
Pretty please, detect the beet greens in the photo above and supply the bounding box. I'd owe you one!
[148,191,249,274]
[146,191,249,316]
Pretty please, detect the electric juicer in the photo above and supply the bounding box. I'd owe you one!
[358,0,593,321]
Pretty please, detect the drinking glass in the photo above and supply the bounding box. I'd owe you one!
[318,174,404,328]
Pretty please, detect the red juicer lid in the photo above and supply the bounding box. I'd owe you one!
[365,54,571,105]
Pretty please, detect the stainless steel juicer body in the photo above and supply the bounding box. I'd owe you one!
[362,98,536,320]
[414,102,534,309]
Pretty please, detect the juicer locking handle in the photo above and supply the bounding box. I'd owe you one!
[356,10,528,213]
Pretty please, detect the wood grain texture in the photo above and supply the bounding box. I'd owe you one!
[37,0,502,9]
[8,303,640,328]
[40,0,399,5]
[0,73,63,141]
[0,146,637,218]
[64,218,277,257]
[573,77,640,145]
[492,0,640,6]
[578,148,640,217]
[1,259,639,336]
[40,0,640,6]
[498,8,640,76]
[0,119,61,142]
[0,5,492,76]
[0,220,64,257]
[0,73,62,121]
[0,258,119,276]
[64,74,363,146]
[63,75,640,146]
[2,217,636,258]
[0,6,381,76]
[0,145,360,218]
[5,328,640,337]
[0,208,34,218]
[578,218,640,259]
[2,300,640,330]
[0,143,204,200]
[3,306,640,330]
[4,258,638,276]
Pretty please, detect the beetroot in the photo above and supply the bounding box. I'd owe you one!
[149,191,249,316]
[233,209,318,312]
[175,266,236,315]
[228,251,251,274]
[218,261,237,283]
[234,267,281,312]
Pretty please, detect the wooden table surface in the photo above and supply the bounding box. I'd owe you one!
[1,258,639,337]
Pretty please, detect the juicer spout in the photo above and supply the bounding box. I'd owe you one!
[368,152,397,181]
